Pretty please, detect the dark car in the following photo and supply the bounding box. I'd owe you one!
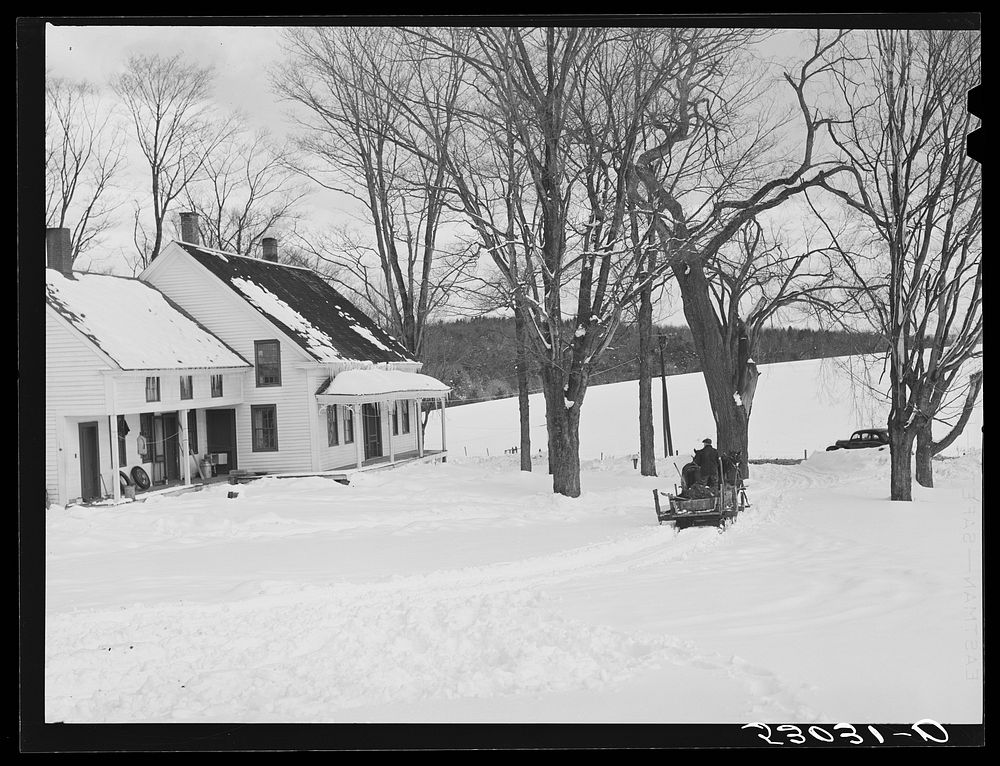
[826,428,890,451]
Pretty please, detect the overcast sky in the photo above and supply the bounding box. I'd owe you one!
[46,24,290,133]
[40,22,884,326]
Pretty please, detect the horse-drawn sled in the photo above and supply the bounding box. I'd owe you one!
[653,451,747,530]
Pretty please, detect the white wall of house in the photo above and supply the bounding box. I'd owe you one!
[45,310,114,506]
[46,304,254,504]
[144,249,317,474]
[317,403,362,471]
[386,400,419,456]
[57,415,116,503]
[143,246,436,477]
[112,370,245,415]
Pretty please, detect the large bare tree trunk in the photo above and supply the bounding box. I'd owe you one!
[540,365,582,497]
[889,419,916,501]
[637,280,657,476]
[514,299,532,472]
[915,424,934,488]
[674,258,751,474]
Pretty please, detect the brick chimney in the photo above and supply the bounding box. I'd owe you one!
[45,227,73,276]
[179,212,201,246]
[261,237,278,262]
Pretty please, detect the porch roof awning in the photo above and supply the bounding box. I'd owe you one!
[315,369,451,405]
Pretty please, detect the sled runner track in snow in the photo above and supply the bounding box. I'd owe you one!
[46,519,821,723]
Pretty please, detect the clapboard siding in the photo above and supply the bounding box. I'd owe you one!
[385,400,419,456]
[46,309,111,411]
[146,252,317,474]
[318,403,362,470]
[113,371,245,414]
[46,310,114,505]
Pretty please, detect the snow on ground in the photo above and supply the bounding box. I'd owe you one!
[45,354,983,725]
[423,354,983,461]
[46,447,983,724]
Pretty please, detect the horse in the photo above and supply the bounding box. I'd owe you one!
[720,450,745,488]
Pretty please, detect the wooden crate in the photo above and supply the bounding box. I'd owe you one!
[669,496,718,512]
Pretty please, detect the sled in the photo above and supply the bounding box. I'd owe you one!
[653,454,745,530]
[653,485,743,530]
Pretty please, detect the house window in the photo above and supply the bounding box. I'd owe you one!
[145,376,160,402]
[180,375,193,400]
[251,404,278,451]
[254,340,281,387]
[392,401,411,435]
[186,409,198,454]
[211,374,224,397]
[343,406,354,444]
[326,405,339,446]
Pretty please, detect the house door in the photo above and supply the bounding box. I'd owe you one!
[149,413,180,484]
[362,403,382,460]
[161,412,180,481]
[78,421,101,501]
[206,408,238,476]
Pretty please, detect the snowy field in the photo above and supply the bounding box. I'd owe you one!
[45,355,983,725]
[423,354,983,461]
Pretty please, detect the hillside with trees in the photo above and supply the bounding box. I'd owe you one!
[419,318,886,405]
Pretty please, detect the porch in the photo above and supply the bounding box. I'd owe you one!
[138,448,450,498]
[315,369,451,473]
[107,403,239,505]
[83,471,233,507]
[274,448,448,482]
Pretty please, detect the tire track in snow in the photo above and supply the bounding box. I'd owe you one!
[50,459,872,723]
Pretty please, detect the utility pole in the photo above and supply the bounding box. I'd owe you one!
[658,335,674,457]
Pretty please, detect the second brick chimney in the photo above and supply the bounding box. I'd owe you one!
[179,212,201,246]
[261,237,278,262]
[45,227,73,276]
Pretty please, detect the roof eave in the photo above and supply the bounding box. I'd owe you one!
[316,389,451,405]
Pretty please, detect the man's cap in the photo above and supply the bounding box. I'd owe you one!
[703,438,712,444]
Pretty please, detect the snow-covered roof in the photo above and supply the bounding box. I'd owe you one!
[46,269,251,371]
[316,369,450,404]
[175,243,415,364]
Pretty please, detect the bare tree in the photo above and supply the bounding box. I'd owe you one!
[180,125,309,256]
[112,53,237,269]
[275,27,473,358]
[45,76,125,264]
[392,27,706,496]
[629,29,855,474]
[815,29,982,498]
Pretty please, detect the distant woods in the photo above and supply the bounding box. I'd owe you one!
[420,317,887,405]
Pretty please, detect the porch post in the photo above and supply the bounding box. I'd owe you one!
[439,397,447,458]
[179,408,191,486]
[109,414,121,502]
[388,400,396,464]
[353,403,363,469]
[415,399,424,458]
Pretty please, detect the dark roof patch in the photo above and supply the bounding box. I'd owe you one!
[177,243,414,364]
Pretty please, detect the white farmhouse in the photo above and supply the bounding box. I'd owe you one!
[45,217,450,507]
